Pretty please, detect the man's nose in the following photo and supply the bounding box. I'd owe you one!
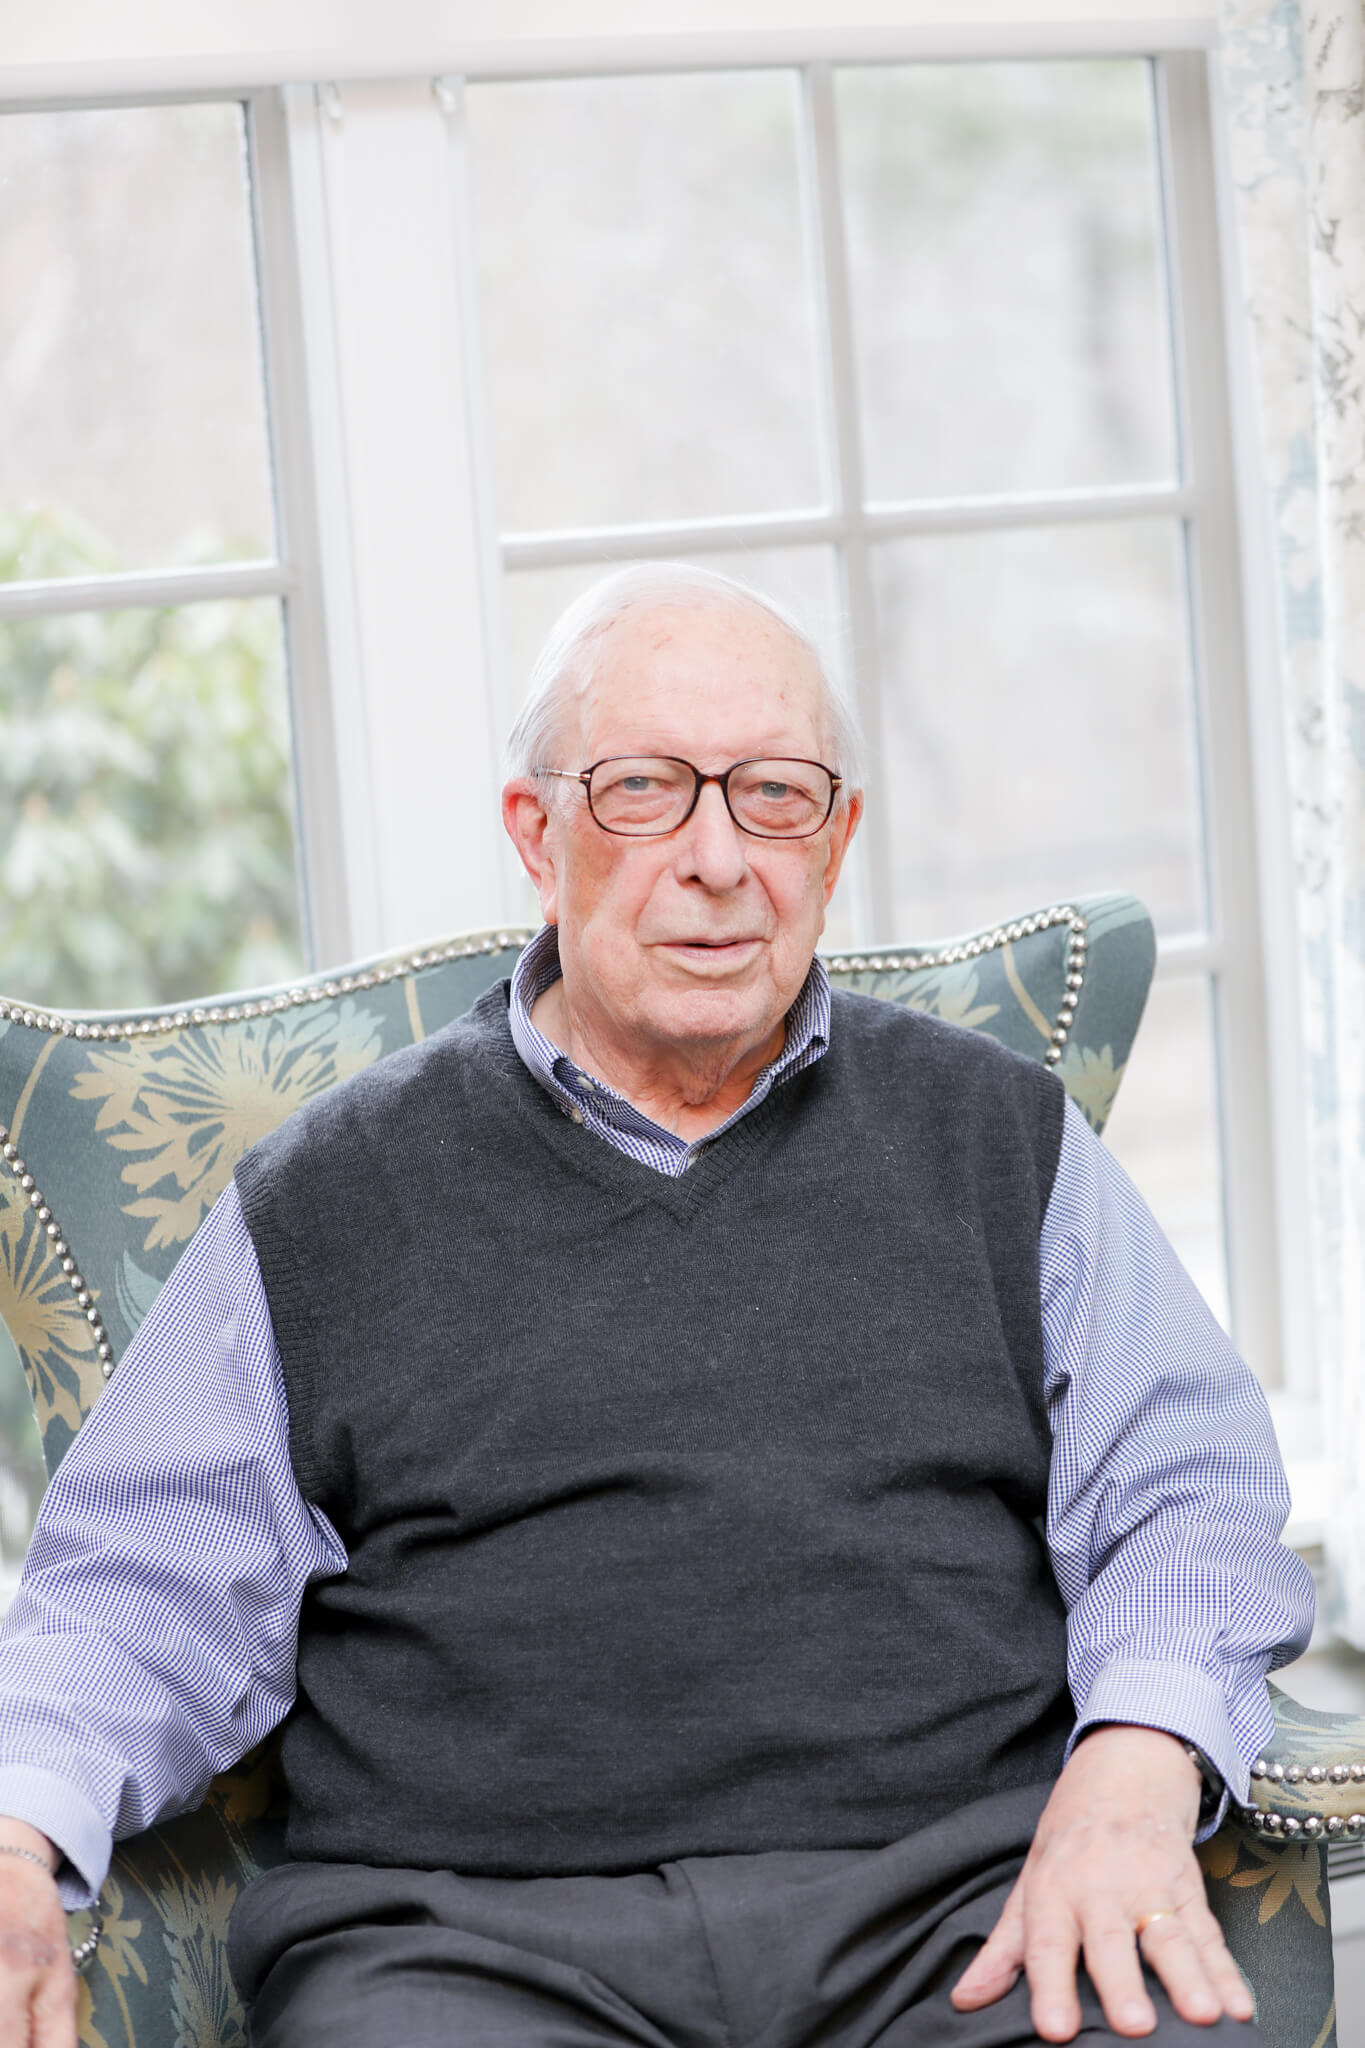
[675,778,750,888]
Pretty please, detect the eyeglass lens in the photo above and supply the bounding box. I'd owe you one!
[587,757,834,837]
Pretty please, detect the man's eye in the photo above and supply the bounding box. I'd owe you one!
[621,776,656,793]
[758,781,792,800]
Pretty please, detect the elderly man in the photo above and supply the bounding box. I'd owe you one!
[0,565,1312,2048]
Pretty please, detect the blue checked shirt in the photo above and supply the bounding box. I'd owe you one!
[0,927,1314,1905]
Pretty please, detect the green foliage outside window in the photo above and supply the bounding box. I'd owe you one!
[0,508,304,1014]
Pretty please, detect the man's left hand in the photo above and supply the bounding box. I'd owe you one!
[951,1725,1256,2040]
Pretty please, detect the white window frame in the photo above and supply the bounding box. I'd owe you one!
[0,6,1318,1462]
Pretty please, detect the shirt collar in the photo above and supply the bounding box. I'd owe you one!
[507,924,831,1151]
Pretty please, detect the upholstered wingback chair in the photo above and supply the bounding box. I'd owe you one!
[0,892,1346,2048]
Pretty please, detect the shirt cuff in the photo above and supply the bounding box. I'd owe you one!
[1067,1657,1244,1842]
[0,1766,110,1909]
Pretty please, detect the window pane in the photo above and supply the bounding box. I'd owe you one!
[468,72,823,531]
[0,103,274,579]
[837,60,1176,501]
[1102,973,1232,1342]
[0,595,304,1011]
[870,519,1205,940]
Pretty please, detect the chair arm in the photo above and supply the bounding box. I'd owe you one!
[1236,1678,1365,1843]
[64,1737,289,2048]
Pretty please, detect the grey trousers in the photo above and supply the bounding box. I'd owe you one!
[229,1785,1259,2048]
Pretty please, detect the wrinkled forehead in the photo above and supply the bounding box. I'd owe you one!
[567,599,829,761]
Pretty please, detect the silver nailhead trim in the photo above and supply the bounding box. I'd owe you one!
[826,905,1088,1067]
[0,930,539,1043]
[0,913,1087,1386]
[69,1911,102,1973]
[1242,1806,1347,1839]
[1251,1756,1365,1784]
[1243,1755,1365,1836]
[1,914,1089,1055]
[0,1124,113,1381]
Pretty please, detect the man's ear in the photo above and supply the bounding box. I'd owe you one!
[820,789,863,907]
[502,778,560,923]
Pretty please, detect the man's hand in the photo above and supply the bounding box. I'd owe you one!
[0,1820,75,2048]
[951,1726,1254,2040]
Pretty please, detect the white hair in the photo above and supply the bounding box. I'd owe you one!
[504,561,866,799]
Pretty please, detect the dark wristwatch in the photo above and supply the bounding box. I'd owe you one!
[1183,1741,1225,1823]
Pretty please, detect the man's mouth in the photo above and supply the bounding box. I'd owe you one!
[657,937,764,965]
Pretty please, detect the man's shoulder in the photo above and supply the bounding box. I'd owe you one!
[824,988,1066,1199]
[828,984,1057,1090]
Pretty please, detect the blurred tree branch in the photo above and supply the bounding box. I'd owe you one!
[0,507,304,1013]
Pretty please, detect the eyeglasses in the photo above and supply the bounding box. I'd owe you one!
[540,756,842,839]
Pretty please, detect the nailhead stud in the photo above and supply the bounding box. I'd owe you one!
[68,1911,101,1972]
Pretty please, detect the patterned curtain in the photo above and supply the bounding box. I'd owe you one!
[1219,3,1365,1635]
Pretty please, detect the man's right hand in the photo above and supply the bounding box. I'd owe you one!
[0,1822,74,2047]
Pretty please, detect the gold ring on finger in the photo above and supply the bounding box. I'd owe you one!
[1135,1911,1176,1938]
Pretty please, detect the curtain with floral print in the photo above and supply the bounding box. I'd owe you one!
[1219,2,1365,1635]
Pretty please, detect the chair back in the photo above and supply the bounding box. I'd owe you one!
[0,893,1162,2048]
[0,891,1154,1471]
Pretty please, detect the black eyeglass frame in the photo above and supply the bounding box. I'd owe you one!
[539,756,843,840]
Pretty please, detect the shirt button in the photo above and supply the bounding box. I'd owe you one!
[569,1106,584,1124]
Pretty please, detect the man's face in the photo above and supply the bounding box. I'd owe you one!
[504,601,861,1071]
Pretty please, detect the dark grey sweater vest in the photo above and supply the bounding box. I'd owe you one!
[235,984,1070,1876]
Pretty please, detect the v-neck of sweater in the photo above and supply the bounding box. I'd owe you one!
[505,924,832,1180]
[473,986,809,1225]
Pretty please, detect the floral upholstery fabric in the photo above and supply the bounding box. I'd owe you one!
[1200,1826,1335,2048]
[0,891,1337,2047]
[1202,1681,1365,2048]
